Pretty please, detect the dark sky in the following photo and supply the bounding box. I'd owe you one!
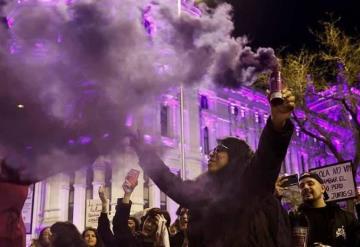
[228,0,359,53]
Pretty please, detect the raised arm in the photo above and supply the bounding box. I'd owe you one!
[130,140,209,209]
[97,186,115,246]
[112,170,138,244]
[245,88,295,195]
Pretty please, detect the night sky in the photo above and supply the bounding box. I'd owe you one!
[228,0,359,53]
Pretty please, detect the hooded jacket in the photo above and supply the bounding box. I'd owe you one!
[136,118,294,247]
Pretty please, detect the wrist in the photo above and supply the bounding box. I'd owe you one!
[271,116,286,131]
[124,191,132,197]
[122,193,132,204]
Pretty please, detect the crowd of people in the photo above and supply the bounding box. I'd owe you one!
[1,88,360,246]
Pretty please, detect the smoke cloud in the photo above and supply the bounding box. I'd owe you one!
[0,0,277,181]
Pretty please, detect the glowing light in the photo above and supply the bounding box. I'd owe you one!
[177,0,182,16]
[79,136,92,145]
[17,104,24,108]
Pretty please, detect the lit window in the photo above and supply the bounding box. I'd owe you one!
[200,95,209,110]
[160,104,169,136]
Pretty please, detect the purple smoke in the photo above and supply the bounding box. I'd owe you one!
[0,0,278,181]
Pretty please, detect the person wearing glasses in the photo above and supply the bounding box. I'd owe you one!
[130,89,296,247]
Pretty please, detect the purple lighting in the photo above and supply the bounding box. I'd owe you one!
[79,136,92,145]
[68,139,76,145]
[125,114,133,127]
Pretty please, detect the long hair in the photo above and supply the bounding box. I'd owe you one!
[82,227,105,247]
[50,222,87,247]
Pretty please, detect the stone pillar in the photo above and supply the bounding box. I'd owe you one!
[166,196,178,224]
[42,173,70,225]
[92,156,107,199]
[73,168,87,232]
[58,173,70,221]
[148,179,161,208]
[185,88,202,176]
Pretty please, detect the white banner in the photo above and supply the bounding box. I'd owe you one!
[310,161,356,202]
[85,199,109,228]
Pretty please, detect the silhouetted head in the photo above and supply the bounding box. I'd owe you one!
[176,207,189,231]
[38,227,51,247]
[208,137,253,174]
[50,222,87,247]
[128,216,140,234]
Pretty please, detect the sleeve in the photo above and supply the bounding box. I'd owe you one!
[244,118,294,195]
[97,212,115,246]
[345,212,360,247]
[112,198,136,245]
[136,150,210,208]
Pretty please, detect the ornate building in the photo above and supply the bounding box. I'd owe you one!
[24,85,335,242]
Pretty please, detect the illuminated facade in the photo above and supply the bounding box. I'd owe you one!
[25,85,341,242]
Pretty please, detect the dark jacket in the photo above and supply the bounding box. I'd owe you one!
[291,203,360,247]
[137,118,294,247]
[98,212,116,247]
[97,199,154,247]
[169,222,188,247]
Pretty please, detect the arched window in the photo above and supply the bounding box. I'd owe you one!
[229,105,238,116]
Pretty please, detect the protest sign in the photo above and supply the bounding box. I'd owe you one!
[86,199,109,228]
[310,161,356,202]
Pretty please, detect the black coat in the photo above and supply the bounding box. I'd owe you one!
[291,203,360,247]
[97,199,154,247]
[137,118,294,247]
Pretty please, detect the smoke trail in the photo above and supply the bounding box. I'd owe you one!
[148,0,278,87]
[0,0,278,181]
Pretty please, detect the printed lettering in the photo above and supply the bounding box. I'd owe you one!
[332,167,341,175]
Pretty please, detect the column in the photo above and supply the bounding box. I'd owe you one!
[148,179,161,208]
[92,156,107,199]
[166,196,178,224]
[184,88,202,179]
[73,168,87,232]
[58,173,70,221]
[42,173,70,225]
